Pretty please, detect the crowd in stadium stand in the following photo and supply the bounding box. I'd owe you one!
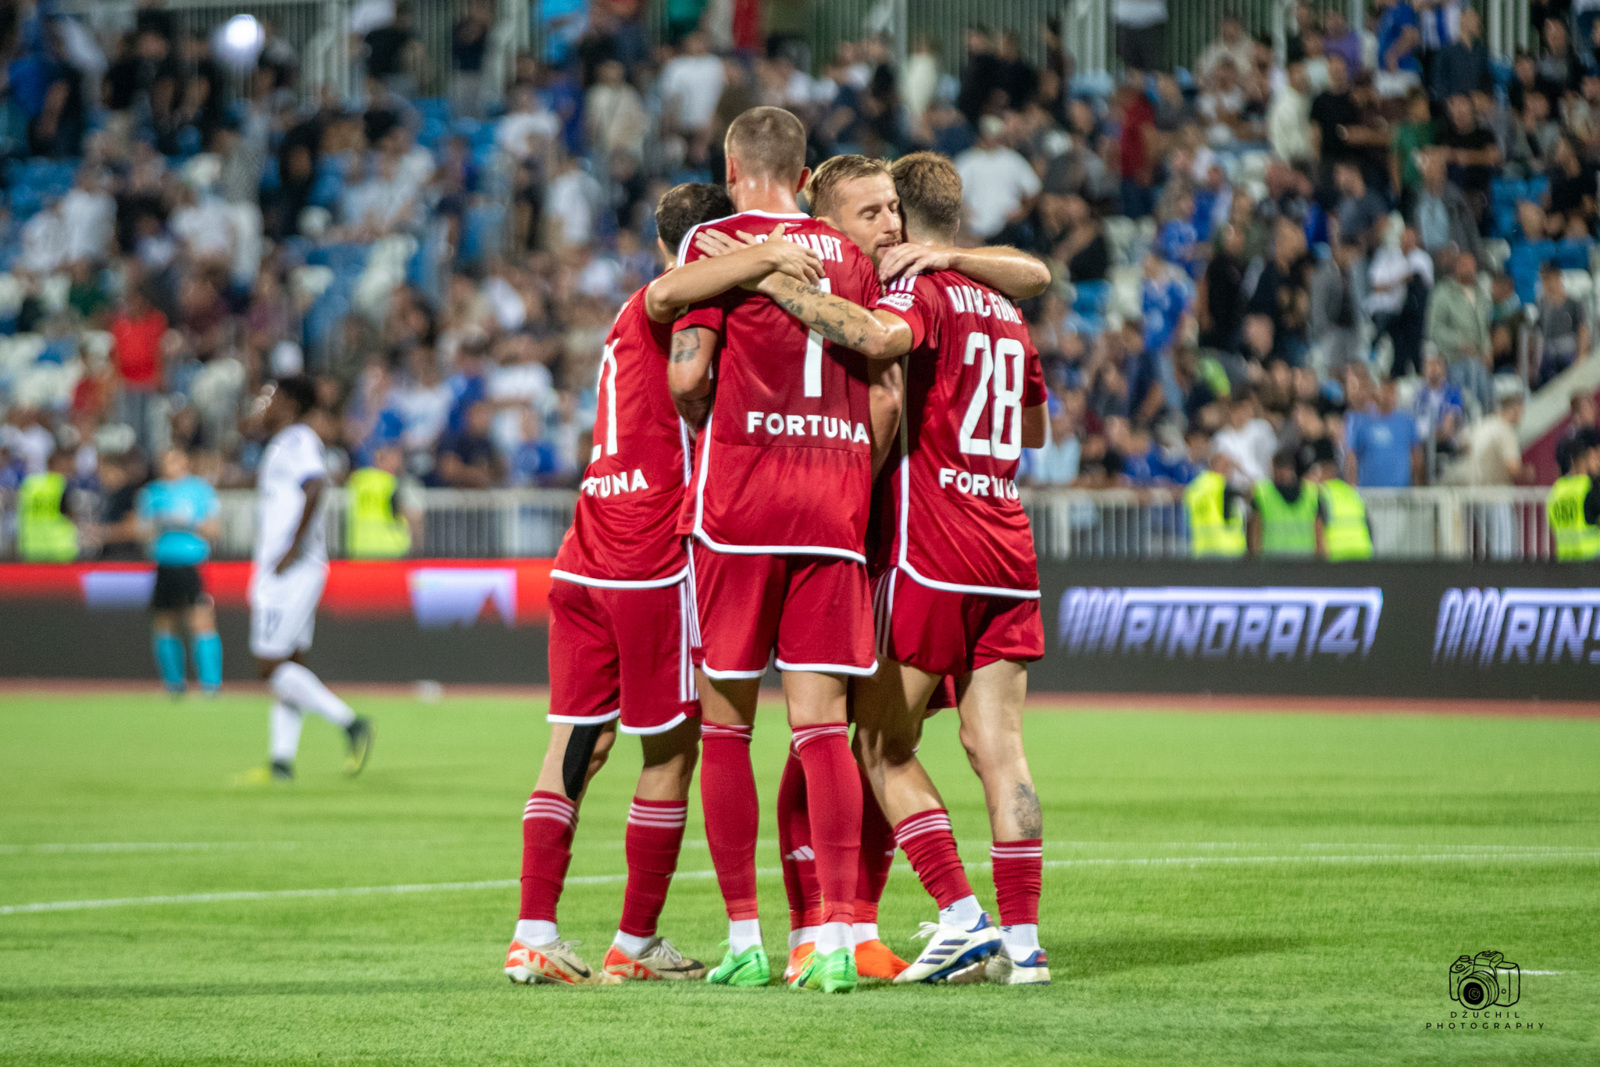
[0,0,1593,555]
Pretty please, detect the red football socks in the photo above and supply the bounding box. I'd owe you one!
[854,763,895,924]
[519,791,577,921]
[618,797,688,938]
[792,723,861,927]
[894,808,973,910]
[776,745,822,930]
[990,839,1044,926]
[700,721,760,920]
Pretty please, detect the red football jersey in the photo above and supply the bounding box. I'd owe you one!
[875,270,1048,596]
[551,287,690,586]
[674,211,883,560]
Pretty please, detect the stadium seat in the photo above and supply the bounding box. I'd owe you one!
[1072,279,1110,317]
[1109,265,1142,320]
[1482,238,1511,271]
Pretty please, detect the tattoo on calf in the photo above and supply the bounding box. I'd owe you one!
[1013,782,1043,839]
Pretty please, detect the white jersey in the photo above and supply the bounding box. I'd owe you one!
[254,423,329,571]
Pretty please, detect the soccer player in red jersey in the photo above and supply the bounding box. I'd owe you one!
[753,152,1052,985]
[506,182,829,987]
[693,153,1050,984]
[667,108,896,994]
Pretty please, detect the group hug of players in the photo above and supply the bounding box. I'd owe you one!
[506,106,1054,993]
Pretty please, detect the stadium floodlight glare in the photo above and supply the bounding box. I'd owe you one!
[213,14,265,70]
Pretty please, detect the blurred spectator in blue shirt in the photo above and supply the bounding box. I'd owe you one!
[1347,378,1422,486]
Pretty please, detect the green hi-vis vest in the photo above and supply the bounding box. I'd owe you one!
[345,468,411,559]
[1252,480,1319,557]
[1184,470,1246,558]
[1548,474,1600,561]
[1319,479,1373,561]
[17,471,77,561]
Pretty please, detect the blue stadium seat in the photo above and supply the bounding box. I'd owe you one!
[1072,280,1110,317]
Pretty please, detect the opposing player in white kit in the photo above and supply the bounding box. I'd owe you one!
[246,375,373,782]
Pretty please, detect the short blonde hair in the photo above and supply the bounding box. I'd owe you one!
[805,154,893,220]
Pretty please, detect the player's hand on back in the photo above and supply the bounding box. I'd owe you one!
[877,242,953,284]
[694,224,824,288]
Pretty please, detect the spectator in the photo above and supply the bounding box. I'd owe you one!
[954,116,1042,241]
[1055,195,1109,282]
[1331,161,1387,251]
[1114,0,1168,74]
[1248,216,1315,365]
[1321,10,1363,76]
[1556,393,1599,474]
[660,31,726,159]
[451,0,494,118]
[1270,62,1315,164]
[365,3,421,93]
[1461,389,1532,485]
[1310,54,1360,188]
[1366,224,1433,377]
[586,59,648,163]
[1309,239,1364,374]
[109,284,169,452]
[1025,392,1083,485]
[1414,353,1467,463]
[433,401,499,488]
[1411,146,1482,258]
[1376,0,1422,79]
[1116,79,1159,218]
[1437,93,1501,219]
[1347,377,1422,486]
[1427,250,1494,413]
[1390,86,1435,206]
[1199,222,1247,351]
[1432,9,1491,100]
[1199,15,1256,80]
[1535,264,1590,387]
[1213,391,1277,488]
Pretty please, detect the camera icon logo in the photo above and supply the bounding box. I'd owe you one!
[1449,950,1521,1008]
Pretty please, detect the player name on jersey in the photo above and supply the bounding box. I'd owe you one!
[943,283,1024,324]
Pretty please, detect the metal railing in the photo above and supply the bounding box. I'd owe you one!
[125,485,1557,562]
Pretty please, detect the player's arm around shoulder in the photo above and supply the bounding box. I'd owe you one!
[878,242,1051,301]
[754,273,912,360]
[644,224,824,323]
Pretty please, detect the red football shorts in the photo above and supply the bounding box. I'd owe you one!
[690,542,876,678]
[873,567,1045,678]
[547,577,700,735]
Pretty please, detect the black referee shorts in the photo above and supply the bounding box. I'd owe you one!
[149,564,205,612]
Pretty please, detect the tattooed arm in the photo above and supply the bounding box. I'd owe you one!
[667,326,717,428]
[877,243,1051,300]
[754,274,913,360]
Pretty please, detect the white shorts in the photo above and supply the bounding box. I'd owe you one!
[249,563,328,660]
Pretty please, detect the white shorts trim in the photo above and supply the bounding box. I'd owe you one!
[897,560,1042,600]
[619,711,691,736]
[550,566,689,590]
[546,708,622,726]
[775,658,879,677]
[701,664,766,680]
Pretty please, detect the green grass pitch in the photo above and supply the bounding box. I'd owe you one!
[1,689,1597,1066]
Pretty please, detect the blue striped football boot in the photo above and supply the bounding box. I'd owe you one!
[893,912,1002,984]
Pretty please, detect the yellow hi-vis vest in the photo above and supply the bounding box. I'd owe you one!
[17,471,77,561]
[1320,479,1373,561]
[1185,470,1246,558]
[1252,479,1319,557]
[345,467,411,559]
[1548,474,1600,561]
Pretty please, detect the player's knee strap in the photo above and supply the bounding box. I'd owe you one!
[561,723,606,801]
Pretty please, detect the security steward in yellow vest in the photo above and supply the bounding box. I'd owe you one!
[1305,458,1373,561]
[1548,429,1600,562]
[1249,451,1319,557]
[17,450,79,562]
[345,444,413,559]
[1185,453,1246,558]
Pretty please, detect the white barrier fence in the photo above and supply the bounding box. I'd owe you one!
[167,485,1561,562]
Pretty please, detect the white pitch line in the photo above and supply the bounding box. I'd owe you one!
[5,850,1600,918]
[0,842,303,855]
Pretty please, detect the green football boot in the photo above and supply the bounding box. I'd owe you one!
[705,944,771,987]
[795,946,857,994]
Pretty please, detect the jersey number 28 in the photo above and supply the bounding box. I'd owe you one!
[958,332,1025,462]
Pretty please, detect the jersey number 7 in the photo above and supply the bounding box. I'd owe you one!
[801,279,833,398]
[958,331,1025,462]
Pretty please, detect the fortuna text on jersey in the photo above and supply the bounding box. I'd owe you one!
[580,468,651,497]
[744,411,871,443]
[937,467,1021,500]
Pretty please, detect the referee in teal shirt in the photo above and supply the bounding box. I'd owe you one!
[138,449,223,695]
